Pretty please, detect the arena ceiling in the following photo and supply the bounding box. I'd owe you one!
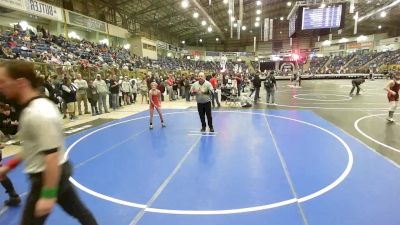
[92,0,399,45]
[35,0,399,46]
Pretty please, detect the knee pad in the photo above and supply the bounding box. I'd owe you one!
[389,102,397,111]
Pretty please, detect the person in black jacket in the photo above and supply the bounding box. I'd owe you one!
[0,104,18,138]
[44,75,59,104]
[61,77,78,121]
[252,74,262,103]
[350,77,365,96]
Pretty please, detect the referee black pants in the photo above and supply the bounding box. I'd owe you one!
[350,81,360,95]
[197,102,213,129]
[22,162,98,225]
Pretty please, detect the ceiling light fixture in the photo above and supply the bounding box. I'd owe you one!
[201,20,207,26]
[256,9,261,15]
[208,26,213,32]
[254,22,260,27]
[181,0,189,8]
[242,25,247,31]
[193,12,199,18]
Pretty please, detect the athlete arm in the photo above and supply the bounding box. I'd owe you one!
[0,154,22,176]
[34,150,60,217]
[42,150,61,193]
[385,81,395,94]
[190,83,196,93]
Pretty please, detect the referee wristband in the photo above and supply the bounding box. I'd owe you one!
[41,188,58,199]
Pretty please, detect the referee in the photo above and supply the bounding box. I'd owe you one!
[0,61,98,225]
[190,72,214,132]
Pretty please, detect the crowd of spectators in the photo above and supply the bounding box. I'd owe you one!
[0,26,248,76]
[309,56,329,73]
[347,51,381,68]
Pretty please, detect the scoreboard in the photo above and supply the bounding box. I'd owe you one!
[302,5,343,30]
[289,3,345,38]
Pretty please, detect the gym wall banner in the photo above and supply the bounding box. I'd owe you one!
[66,10,107,33]
[0,0,64,22]
[157,41,168,50]
[280,62,295,72]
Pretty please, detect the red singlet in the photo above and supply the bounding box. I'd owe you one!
[388,80,400,102]
[150,91,161,109]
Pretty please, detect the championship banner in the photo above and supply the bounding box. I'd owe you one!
[206,51,221,57]
[156,41,168,50]
[25,0,63,21]
[269,19,273,40]
[264,18,269,42]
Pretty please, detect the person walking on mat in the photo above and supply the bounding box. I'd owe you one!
[349,77,365,96]
[190,72,214,132]
[0,61,98,225]
[264,71,277,105]
[252,73,261,103]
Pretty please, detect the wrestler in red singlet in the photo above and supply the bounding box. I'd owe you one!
[149,82,166,129]
[385,72,400,122]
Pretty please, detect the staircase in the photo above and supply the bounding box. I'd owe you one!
[320,57,332,72]
[343,55,357,68]
[362,52,384,69]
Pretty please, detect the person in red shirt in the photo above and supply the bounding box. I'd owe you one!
[209,73,221,108]
[166,75,175,101]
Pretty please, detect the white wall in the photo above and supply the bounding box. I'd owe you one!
[108,24,130,39]
[129,37,143,57]
[141,38,157,60]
